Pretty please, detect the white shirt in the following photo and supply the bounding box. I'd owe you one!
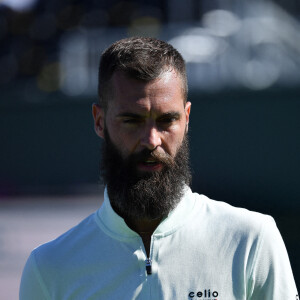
[20,187,298,299]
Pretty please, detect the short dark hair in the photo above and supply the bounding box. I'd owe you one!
[98,37,188,110]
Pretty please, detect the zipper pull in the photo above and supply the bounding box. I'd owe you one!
[145,258,152,275]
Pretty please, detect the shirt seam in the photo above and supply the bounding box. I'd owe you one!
[153,192,199,239]
[94,212,140,242]
[246,217,269,300]
[31,251,52,300]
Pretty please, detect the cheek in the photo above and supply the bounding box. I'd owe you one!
[164,130,185,157]
[108,125,139,155]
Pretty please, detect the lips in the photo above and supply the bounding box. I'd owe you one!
[132,149,173,172]
[138,158,163,171]
[144,159,159,165]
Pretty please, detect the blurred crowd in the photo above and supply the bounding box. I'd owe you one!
[0,0,300,100]
[0,0,164,91]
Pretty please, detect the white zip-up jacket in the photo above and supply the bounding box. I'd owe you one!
[20,186,298,299]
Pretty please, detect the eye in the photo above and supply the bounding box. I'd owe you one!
[122,118,143,124]
[159,117,177,124]
[157,114,180,126]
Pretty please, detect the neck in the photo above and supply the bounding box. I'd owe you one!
[125,216,162,257]
[109,200,163,235]
[125,217,162,236]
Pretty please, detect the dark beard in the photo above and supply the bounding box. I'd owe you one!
[100,129,191,220]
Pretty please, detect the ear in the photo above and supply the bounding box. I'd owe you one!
[92,103,105,139]
[184,101,191,132]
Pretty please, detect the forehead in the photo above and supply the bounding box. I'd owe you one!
[108,70,185,114]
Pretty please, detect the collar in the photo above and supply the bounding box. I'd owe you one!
[95,185,197,240]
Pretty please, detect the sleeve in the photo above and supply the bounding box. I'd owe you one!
[19,251,51,300]
[247,216,298,300]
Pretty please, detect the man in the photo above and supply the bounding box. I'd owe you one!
[20,37,298,299]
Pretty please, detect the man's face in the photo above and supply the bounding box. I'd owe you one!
[93,70,191,220]
[93,70,191,170]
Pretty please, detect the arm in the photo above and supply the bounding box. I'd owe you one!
[19,252,51,300]
[247,216,298,299]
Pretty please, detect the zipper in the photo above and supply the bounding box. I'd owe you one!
[145,257,152,275]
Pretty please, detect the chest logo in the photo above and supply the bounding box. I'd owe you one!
[188,289,219,299]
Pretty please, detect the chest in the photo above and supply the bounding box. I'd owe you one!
[50,233,249,300]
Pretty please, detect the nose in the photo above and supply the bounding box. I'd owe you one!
[140,125,162,150]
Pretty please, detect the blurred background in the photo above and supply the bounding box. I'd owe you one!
[0,0,299,298]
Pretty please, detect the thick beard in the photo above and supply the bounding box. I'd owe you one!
[100,128,191,220]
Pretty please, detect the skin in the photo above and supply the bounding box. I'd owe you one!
[92,69,191,255]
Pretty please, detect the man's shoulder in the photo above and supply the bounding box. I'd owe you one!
[192,192,275,236]
[31,212,99,263]
[21,211,106,295]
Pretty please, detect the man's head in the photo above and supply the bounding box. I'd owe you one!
[92,37,192,221]
[97,37,188,112]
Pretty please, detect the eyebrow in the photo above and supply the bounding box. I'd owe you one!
[116,113,144,119]
[157,112,181,120]
[116,111,181,119]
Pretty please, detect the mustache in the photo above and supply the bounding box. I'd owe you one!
[130,148,175,167]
